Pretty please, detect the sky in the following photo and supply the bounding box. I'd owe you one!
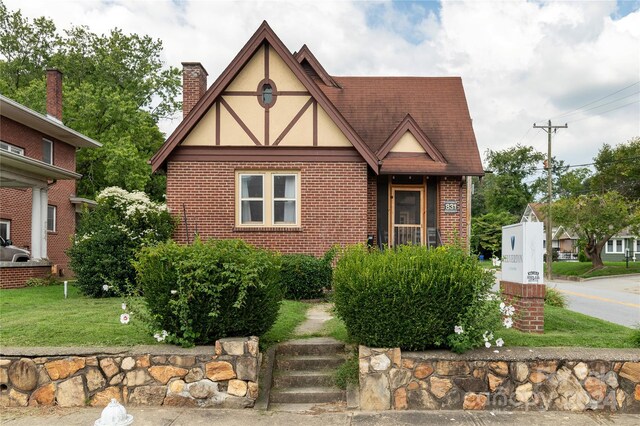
[5,0,640,171]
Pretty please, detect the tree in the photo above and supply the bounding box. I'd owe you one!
[590,137,640,199]
[482,145,545,216]
[550,191,640,270]
[471,211,518,258]
[0,3,181,200]
[531,158,591,201]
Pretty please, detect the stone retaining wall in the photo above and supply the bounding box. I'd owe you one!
[359,346,640,413]
[0,337,259,408]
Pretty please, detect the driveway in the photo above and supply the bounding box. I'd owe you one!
[494,272,640,327]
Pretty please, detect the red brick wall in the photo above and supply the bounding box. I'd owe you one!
[367,170,377,245]
[500,281,545,333]
[166,161,368,256]
[0,116,77,275]
[438,177,468,246]
[0,265,51,289]
[182,63,207,118]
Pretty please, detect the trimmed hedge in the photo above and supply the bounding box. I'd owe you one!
[135,239,282,347]
[280,250,334,300]
[333,244,498,351]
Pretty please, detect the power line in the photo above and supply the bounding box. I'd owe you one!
[567,99,639,124]
[529,155,640,172]
[554,90,639,120]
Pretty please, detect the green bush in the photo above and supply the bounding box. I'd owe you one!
[544,287,567,308]
[280,249,334,300]
[135,239,283,347]
[68,187,175,297]
[333,245,501,352]
[25,274,58,287]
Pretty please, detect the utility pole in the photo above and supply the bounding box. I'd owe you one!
[533,120,567,281]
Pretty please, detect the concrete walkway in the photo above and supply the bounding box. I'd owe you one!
[2,406,639,425]
[293,302,334,335]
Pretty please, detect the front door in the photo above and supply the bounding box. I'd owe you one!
[391,188,424,246]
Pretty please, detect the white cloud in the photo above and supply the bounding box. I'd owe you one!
[5,0,639,168]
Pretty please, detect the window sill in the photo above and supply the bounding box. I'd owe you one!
[233,226,303,233]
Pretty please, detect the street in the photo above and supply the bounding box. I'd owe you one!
[494,272,640,327]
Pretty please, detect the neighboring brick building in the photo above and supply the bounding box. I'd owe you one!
[151,22,483,255]
[0,70,101,287]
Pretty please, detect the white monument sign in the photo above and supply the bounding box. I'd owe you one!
[501,222,544,284]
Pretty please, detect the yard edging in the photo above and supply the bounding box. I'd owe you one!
[358,345,640,412]
[0,337,260,408]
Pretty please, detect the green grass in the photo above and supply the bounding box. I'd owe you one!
[501,305,637,348]
[0,285,154,346]
[552,261,640,278]
[478,260,500,270]
[260,300,308,349]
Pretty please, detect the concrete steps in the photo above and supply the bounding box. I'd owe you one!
[269,338,346,410]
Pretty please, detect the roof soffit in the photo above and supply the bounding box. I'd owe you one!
[151,21,378,172]
[376,114,446,163]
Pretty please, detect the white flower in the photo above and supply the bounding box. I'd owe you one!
[121,303,127,310]
[153,330,169,342]
[483,331,494,342]
[503,317,513,329]
[496,338,504,347]
[120,313,130,324]
[500,302,506,310]
[485,341,491,348]
[454,325,464,335]
[102,284,110,291]
[170,290,177,295]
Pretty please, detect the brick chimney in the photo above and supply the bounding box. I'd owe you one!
[46,69,63,121]
[182,62,208,118]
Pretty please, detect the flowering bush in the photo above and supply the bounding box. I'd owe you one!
[68,186,175,297]
[333,244,502,352]
[134,238,282,347]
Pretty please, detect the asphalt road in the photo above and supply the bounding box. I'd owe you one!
[494,272,640,327]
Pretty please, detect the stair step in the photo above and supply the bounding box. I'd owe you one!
[268,402,347,413]
[276,355,345,371]
[273,370,336,388]
[277,338,345,356]
[270,386,346,404]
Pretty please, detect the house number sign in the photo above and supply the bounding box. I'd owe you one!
[443,200,458,213]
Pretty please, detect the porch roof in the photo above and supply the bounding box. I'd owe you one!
[0,150,81,188]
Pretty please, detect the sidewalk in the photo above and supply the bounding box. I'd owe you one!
[2,406,640,425]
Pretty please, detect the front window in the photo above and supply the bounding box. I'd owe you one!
[237,171,300,227]
[42,139,53,164]
[0,220,10,240]
[47,205,57,232]
[0,141,24,155]
[606,239,624,254]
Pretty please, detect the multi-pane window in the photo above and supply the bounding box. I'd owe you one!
[47,205,57,232]
[237,172,299,227]
[42,139,53,164]
[0,141,24,155]
[606,238,624,254]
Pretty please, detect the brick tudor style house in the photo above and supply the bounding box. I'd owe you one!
[0,70,101,288]
[151,22,484,255]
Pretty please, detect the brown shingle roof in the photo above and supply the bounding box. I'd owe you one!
[318,76,484,175]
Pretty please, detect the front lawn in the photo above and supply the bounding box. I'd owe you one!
[0,285,309,348]
[552,261,640,278]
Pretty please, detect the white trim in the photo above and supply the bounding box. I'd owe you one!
[272,173,297,225]
[236,170,301,228]
[238,173,265,226]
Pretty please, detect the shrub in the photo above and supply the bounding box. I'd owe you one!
[25,274,58,287]
[68,187,175,297]
[280,249,334,300]
[545,287,567,308]
[135,239,283,347]
[333,245,501,352]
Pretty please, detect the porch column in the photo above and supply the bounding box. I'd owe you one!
[31,187,42,259]
[40,188,48,259]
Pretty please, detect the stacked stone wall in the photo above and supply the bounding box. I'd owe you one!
[0,337,259,408]
[359,346,640,413]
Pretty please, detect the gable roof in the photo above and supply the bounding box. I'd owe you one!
[294,45,340,89]
[151,21,378,172]
[376,114,446,161]
[318,76,484,176]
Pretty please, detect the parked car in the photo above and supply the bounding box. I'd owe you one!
[0,236,30,262]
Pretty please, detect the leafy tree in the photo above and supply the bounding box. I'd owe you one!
[590,137,640,199]
[470,211,517,258]
[0,3,180,200]
[532,158,591,201]
[482,145,545,216]
[550,191,640,270]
